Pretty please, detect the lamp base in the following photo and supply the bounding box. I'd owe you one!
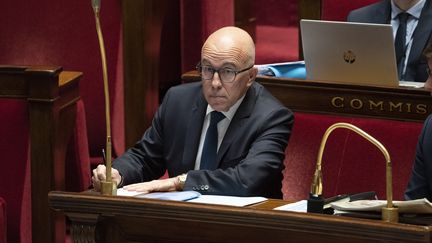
[382,207,398,223]
[101,181,117,196]
[307,194,324,213]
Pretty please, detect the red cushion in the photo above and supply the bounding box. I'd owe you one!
[283,112,422,201]
[66,100,92,191]
[255,26,299,64]
[0,100,31,243]
[0,0,125,168]
[252,0,300,64]
[0,197,6,243]
[180,0,235,73]
[322,0,380,21]
[252,0,298,27]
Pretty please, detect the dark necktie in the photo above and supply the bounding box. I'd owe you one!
[200,111,225,170]
[394,12,410,79]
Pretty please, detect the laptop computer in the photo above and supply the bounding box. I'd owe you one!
[300,19,405,88]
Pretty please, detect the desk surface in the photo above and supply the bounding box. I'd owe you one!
[49,191,432,243]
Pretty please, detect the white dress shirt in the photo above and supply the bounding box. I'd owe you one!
[194,95,245,170]
[390,0,426,79]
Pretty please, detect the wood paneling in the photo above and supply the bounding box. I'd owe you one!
[0,66,81,243]
[50,191,432,243]
[182,71,432,122]
[122,0,165,148]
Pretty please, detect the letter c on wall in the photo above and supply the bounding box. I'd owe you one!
[331,97,344,108]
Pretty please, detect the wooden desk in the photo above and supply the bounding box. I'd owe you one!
[0,66,81,243]
[182,71,432,122]
[49,191,432,243]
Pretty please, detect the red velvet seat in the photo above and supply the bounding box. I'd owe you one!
[0,197,6,243]
[0,0,125,173]
[247,0,380,64]
[283,112,422,201]
[180,0,235,73]
[66,100,92,192]
[321,0,380,21]
[0,100,30,243]
[0,79,86,242]
[253,0,299,64]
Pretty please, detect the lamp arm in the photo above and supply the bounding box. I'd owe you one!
[92,0,116,196]
[310,122,397,222]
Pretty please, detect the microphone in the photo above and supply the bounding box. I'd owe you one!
[91,0,100,12]
[307,122,399,223]
[91,0,116,195]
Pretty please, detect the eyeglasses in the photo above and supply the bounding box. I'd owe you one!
[427,67,432,77]
[196,63,253,83]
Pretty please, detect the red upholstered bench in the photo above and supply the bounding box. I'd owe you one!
[282,112,423,201]
[252,0,299,64]
[321,0,380,21]
[0,197,6,243]
[0,100,31,243]
[0,68,87,243]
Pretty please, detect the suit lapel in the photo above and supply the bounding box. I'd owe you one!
[182,92,207,171]
[408,0,432,65]
[215,84,257,167]
[372,1,391,24]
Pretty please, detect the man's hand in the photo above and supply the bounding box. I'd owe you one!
[122,176,181,194]
[424,77,432,91]
[92,164,122,191]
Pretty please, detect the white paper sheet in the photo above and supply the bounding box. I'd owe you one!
[273,200,308,212]
[331,198,432,214]
[188,195,267,207]
[116,189,200,201]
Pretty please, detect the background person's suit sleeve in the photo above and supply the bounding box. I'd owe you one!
[405,115,432,200]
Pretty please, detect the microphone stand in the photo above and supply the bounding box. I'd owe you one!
[307,122,398,223]
[91,0,116,195]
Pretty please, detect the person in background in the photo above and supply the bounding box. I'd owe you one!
[92,26,294,199]
[405,41,432,200]
[347,0,432,83]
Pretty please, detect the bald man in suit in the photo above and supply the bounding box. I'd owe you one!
[347,0,432,83]
[92,26,294,199]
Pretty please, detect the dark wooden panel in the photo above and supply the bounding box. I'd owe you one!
[0,66,81,243]
[49,191,432,243]
[182,71,432,122]
[234,0,256,42]
[122,0,166,148]
[298,0,322,59]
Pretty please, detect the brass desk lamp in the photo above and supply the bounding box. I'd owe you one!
[307,123,398,223]
[91,0,117,196]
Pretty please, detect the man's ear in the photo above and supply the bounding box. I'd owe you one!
[247,66,258,86]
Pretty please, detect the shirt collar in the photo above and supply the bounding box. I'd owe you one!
[391,0,425,20]
[206,94,246,121]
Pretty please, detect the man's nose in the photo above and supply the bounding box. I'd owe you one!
[211,72,223,87]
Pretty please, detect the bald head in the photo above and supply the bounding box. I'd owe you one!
[202,26,255,67]
[200,27,258,112]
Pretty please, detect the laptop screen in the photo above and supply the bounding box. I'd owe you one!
[300,19,399,87]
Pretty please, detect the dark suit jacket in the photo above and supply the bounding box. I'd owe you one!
[405,114,432,200]
[113,81,294,199]
[347,0,432,82]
